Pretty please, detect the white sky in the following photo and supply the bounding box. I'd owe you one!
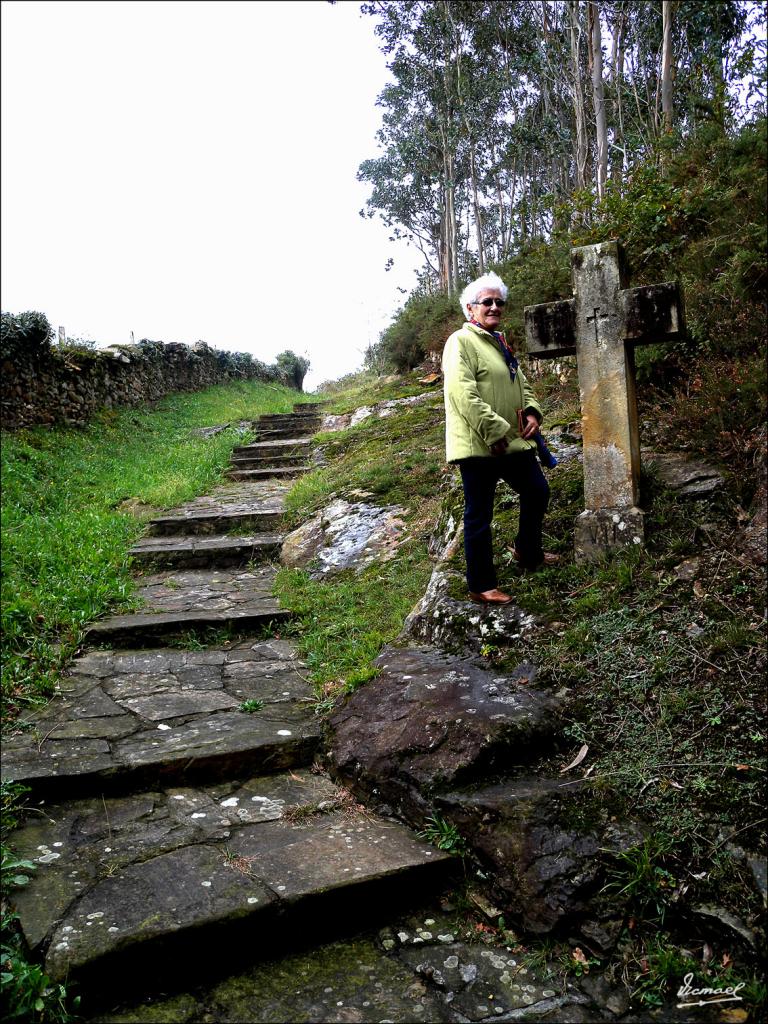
[1,0,422,390]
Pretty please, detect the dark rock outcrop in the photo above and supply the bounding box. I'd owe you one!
[329,644,644,943]
[329,645,558,822]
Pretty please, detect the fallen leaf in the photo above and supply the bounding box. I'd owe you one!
[693,581,706,599]
[560,744,589,773]
[703,942,713,963]
[572,948,589,965]
[720,1008,748,1022]
[722,951,733,968]
[735,764,751,771]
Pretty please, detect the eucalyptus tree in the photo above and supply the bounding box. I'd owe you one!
[360,1,475,294]
[356,0,765,292]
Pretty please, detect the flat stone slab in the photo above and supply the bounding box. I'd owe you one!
[145,479,292,537]
[643,450,725,497]
[229,453,308,468]
[130,533,283,569]
[83,898,622,1024]
[147,509,283,536]
[257,414,322,427]
[255,427,316,441]
[152,478,291,515]
[135,566,279,614]
[87,567,290,644]
[8,769,450,995]
[2,639,320,795]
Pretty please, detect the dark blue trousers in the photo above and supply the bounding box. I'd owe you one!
[458,451,550,592]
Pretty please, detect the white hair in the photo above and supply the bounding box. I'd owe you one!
[460,272,509,319]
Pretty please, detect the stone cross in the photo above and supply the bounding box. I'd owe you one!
[524,240,685,560]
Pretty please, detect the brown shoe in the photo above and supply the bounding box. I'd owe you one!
[511,548,561,567]
[469,589,513,605]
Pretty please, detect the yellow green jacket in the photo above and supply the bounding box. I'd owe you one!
[442,322,542,462]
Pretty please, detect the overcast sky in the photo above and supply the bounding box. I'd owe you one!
[1,0,422,389]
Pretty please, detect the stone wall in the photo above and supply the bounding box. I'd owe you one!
[1,338,285,431]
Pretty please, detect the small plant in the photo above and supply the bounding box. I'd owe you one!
[417,814,469,856]
[602,835,678,926]
[0,850,36,890]
[0,933,80,1023]
[238,699,264,714]
[1,784,80,1022]
[560,946,600,977]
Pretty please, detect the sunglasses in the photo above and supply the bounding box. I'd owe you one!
[473,297,506,308]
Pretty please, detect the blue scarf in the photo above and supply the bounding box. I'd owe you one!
[470,318,518,382]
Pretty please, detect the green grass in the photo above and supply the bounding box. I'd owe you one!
[1,379,302,720]
[273,541,433,699]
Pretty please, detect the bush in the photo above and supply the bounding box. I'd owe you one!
[0,311,53,362]
[273,350,310,391]
[375,291,462,371]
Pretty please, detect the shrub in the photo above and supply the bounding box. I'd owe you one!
[0,311,53,362]
[273,350,310,391]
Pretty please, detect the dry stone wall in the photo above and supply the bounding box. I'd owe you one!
[1,337,283,431]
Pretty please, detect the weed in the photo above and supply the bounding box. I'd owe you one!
[602,834,678,926]
[1,787,80,1022]
[417,815,469,856]
[238,699,264,714]
[281,802,337,825]
[560,946,601,978]
[222,849,257,878]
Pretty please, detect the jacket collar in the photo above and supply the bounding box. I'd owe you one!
[465,321,498,342]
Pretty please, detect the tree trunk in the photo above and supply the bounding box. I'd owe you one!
[588,0,608,200]
[468,140,485,274]
[569,1,590,192]
[661,0,676,134]
[611,4,626,184]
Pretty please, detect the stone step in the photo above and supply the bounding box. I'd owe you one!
[2,639,319,799]
[253,427,318,441]
[224,467,305,482]
[85,606,291,647]
[85,566,290,646]
[9,767,452,1004]
[129,533,283,569]
[146,508,284,537]
[258,414,322,427]
[231,437,312,459]
[229,453,309,469]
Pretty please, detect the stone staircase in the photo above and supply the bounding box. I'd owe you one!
[3,403,452,1011]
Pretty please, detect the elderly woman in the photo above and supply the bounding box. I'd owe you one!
[443,271,558,605]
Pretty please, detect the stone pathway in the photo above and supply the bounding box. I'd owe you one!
[3,404,453,1012]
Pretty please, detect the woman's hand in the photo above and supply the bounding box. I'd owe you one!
[521,414,539,440]
[490,437,509,456]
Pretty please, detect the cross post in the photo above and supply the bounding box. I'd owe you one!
[524,240,685,560]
